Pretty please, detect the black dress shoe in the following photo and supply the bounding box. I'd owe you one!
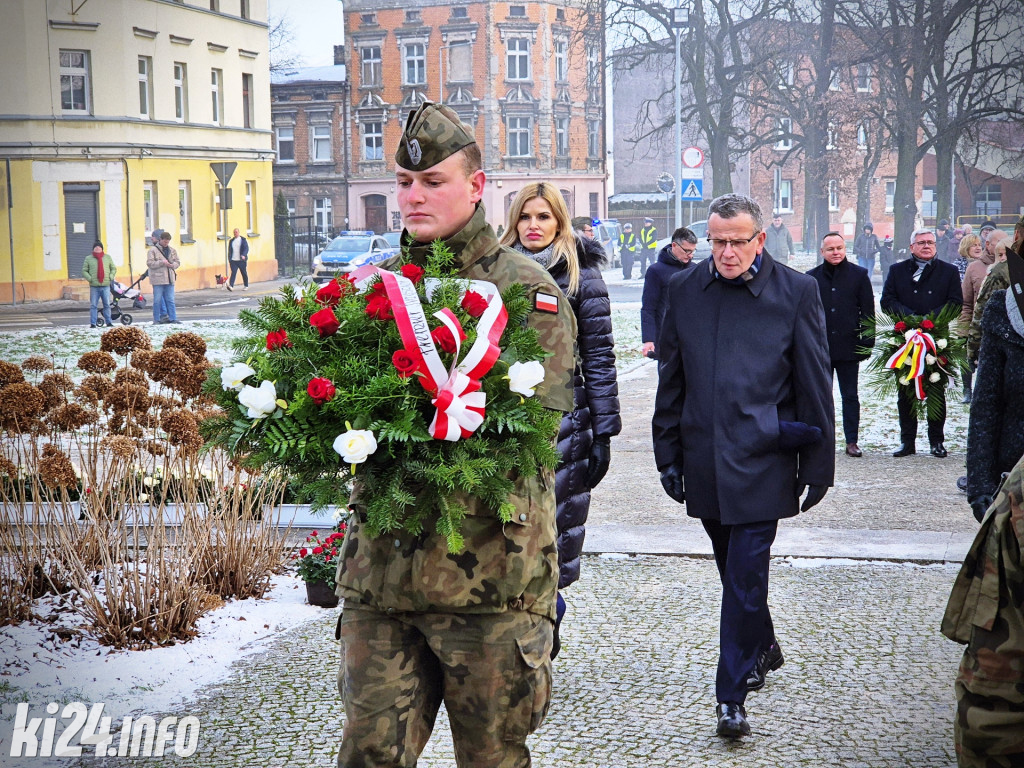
[845,443,863,458]
[716,702,750,738]
[957,475,968,493]
[747,640,785,692]
[892,444,916,457]
[930,443,948,458]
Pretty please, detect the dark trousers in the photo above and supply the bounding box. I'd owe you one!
[832,359,860,445]
[622,250,635,279]
[701,518,779,704]
[229,259,249,287]
[637,249,654,277]
[897,385,946,447]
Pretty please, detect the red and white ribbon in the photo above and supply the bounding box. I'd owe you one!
[885,329,936,400]
[348,266,508,441]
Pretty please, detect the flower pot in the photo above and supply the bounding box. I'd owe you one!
[305,579,339,608]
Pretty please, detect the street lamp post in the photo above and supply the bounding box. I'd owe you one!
[670,5,690,230]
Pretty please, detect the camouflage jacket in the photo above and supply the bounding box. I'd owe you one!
[941,454,1024,689]
[335,204,577,619]
[966,259,1010,365]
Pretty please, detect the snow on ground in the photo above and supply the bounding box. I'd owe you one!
[0,574,328,721]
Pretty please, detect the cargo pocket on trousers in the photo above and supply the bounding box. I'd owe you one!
[504,617,553,742]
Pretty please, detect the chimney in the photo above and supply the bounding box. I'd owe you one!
[334,45,345,65]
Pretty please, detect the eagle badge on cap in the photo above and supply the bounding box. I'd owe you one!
[407,138,422,166]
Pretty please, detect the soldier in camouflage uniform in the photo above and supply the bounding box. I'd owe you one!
[334,102,577,768]
[942,451,1024,767]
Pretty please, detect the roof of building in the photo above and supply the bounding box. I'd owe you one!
[610,192,678,205]
[271,65,347,85]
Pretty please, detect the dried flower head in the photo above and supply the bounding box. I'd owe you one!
[0,382,47,420]
[39,445,78,490]
[143,439,167,456]
[107,411,144,438]
[77,351,117,375]
[146,348,191,383]
[78,374,112,402]
[161,408,199,440]
[100,326,152,357]
[114,367,148,390]
[131,349,153,373]
[38,372,75,410]
[162,331,207,364]
[47,402,99,431]
[103,435,138,461]
[167,363,209,400]
[0,360,26,388]
[0,455,17,479]
[75,387,100,407]
[21,355,54,373]
[104,383,151,414]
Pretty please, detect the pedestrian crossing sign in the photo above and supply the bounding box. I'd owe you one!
[681,179,703,201]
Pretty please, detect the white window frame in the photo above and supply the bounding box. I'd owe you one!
[138,56,153,119]
[586,44,600,94]
[884,179,896,213]
[554,40,568,82]
[507,116,531,157]
[587,119,600,157]
[775,117,792,150]
[362,121,383,161]
[285,198,296,217]
[312,124,332,162]
[828,68,840,91]
[276,126,295,162]
[173,62,188,122]
[178,180,192,239]
[778,180,793,213]
[211,69,223,125]
[214,182,225,237]
[507,38,530,81]
[856,64,871,92]
[778,61,794,90]
[826,122,837,150]
[555,117,569,156]
[245,180,255,233]
[60,50,91,114]
[143,181,157,234]
[828,179,839,211]
[361,46,382,86]
[403,43,426,86]
[241,73,254,129]
[314,197,333,231]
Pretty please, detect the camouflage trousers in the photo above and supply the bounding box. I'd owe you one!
[336,603,553,768]
[954,666,1024,767]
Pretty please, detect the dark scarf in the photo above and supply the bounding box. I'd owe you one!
[713,252,763,284]
[94,252,105,283]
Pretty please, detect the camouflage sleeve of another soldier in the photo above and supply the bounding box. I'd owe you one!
[941,452,1024,767]
[520,266,577,414]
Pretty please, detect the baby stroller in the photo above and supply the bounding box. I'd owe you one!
[101,271,148,326]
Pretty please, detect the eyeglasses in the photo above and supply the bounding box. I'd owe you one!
[673,243,697,255]
[913,239,936,247]
[707,233,759,251]
[582,227,594,234]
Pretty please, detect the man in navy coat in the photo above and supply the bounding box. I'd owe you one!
[652,194,835,738]
[807,232,875,458]
[641,226,697,359]
[880,228,963,458]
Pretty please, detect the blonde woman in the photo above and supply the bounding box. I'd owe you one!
[501,183,621,656]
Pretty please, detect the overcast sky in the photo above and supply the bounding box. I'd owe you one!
[268,0,346,69]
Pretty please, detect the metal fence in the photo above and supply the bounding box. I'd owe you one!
[274,215,331,278]
[608,202,711,240]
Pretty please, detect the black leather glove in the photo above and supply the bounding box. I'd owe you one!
[779,421,823,449]
[969,495,993,523]
[660,465,686,504]
[585,437,611,489]
[797,484,828,512]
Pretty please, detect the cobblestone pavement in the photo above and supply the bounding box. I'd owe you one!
[51,555,961,768]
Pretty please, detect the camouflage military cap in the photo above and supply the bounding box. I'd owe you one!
[395,102,476,171]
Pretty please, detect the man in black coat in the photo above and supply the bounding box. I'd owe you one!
[641,226,697,359]
[807,232,875,458]
[653,194,835,739]
[880,227,963,458]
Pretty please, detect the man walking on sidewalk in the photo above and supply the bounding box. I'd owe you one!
[653,193,835,739]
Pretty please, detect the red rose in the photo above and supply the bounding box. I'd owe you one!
[324,553,332,563]
[331,548,338,556]
[400,264,425,284]
[431,325,465,355]
[894,321,907,332]
[266,328,292,350]
[920,319,935,330]
[316,279,350,306]
[461,290,489,318]
[370,281,388,296]
[307,377,336,405]
[310,530,318,536]
[392,349,418,378]
[309,307,340,337]
[312,546,323,555]
[299,548,307,557]
[365,295,394,320]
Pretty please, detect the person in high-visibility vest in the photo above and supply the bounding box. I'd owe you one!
[638,217,658,278]
[619,223,638,279]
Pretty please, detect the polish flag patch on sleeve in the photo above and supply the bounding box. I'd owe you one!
[534,291,560,314]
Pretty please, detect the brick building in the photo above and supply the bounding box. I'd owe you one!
[270,48,351,238]
[344,0,608,235]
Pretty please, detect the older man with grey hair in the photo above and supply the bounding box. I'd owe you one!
[880,227,963,458]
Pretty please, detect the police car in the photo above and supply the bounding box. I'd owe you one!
[310,231,398,283]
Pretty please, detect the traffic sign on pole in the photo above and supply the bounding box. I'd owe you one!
[682,146,704,168]
[681,179,703,201]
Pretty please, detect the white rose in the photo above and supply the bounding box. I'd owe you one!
[936,338,948,349]
[925,354,936,365]
[507,360,546,398]
[900,376,911,386]
[221,362,255,391]
[238,380,281,419]
[904,329,916,341]
[139,493,150,503]
[142,476,156,487]
[929,372,941,383]
[333,428,378,465]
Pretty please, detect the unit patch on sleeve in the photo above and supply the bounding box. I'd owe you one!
[534,291,560,314]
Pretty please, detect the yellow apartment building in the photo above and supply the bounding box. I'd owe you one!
[0,0,275,302]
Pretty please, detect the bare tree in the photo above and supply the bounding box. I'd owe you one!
[269,12,300,75]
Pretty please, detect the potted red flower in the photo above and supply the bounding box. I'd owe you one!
[291,523,346,607]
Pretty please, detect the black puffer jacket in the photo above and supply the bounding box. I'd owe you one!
[967,289,1024,502]
[548,235,621,588]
